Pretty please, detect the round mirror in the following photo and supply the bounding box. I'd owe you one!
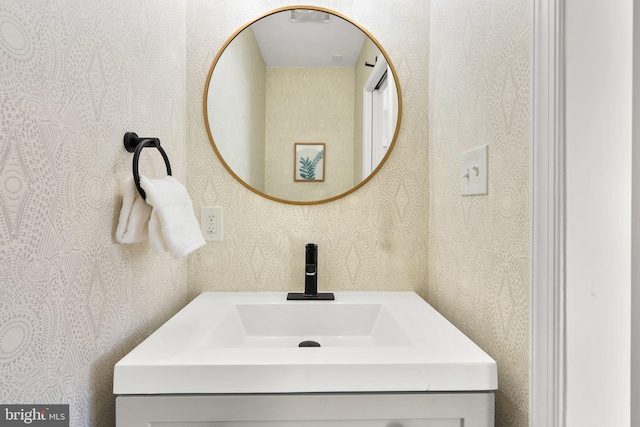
[204,6,402,205]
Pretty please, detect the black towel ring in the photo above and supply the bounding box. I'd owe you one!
[123,132,172,200]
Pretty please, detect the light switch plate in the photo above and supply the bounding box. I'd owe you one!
[461,145,488,196]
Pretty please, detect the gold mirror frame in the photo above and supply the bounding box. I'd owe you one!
[203,6,403,205]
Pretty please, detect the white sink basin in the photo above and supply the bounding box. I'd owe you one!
[205,302,412,348]
[113,292,497,394]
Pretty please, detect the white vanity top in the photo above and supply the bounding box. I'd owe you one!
[113,292,497,394]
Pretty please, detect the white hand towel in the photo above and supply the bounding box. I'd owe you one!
[148,207,168,254]
[115,178,152,244]
[139,175,206,260]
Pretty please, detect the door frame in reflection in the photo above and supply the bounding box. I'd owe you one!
[362,56,397,179]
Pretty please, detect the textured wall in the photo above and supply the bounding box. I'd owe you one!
[0,0,532,424]
[427,0,530,426]
[187,0,430,297]
[207,27,266,191]
[0,1,187,425]
[265,67,354,201]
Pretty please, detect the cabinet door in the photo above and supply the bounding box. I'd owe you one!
[155,420,460,427]
[117,393,493,427]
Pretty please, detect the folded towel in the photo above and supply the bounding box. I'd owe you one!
[148,207,167,254]
[139,175,206,260]
[116,178,152,244]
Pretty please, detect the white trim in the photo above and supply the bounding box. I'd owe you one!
[362,56,390,179]
[530,0,566,426]
[364,56,389,93]
[631,0,640,422]
[363,89,372,179]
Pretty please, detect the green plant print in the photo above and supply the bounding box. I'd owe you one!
[299,150,324,180]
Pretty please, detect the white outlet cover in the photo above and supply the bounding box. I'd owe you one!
[461,145,488,196]
[201,206,223,241]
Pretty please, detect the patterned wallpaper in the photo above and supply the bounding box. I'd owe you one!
[207,26,266,192]
[187,0,430,297]
[265,67,355,201]
[0,0,187,426]
[0,0,530,425]
[427,0,530,426]
[189,0,529,426]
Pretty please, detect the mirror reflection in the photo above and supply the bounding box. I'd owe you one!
[204,7,401,204]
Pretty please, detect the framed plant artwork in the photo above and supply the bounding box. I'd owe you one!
[294,143,325,182]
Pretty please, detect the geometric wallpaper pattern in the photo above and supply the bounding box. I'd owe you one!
[207,26,267,192]
[188,1,529,426]
[186,0,431,300]
[265,67,356,202]
[0,1,187,425]
[1,0,528,426]
[428,0,530,425]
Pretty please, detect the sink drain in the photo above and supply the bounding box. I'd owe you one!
[298,340,321,347]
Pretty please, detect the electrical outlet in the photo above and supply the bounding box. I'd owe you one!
[201,206,223,241]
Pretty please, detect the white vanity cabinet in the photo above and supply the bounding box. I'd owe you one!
[116,392,494,427]
[114,292,497,426]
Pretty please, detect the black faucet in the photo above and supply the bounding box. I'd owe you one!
[287,243,334,301]
[304,243,318,296]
